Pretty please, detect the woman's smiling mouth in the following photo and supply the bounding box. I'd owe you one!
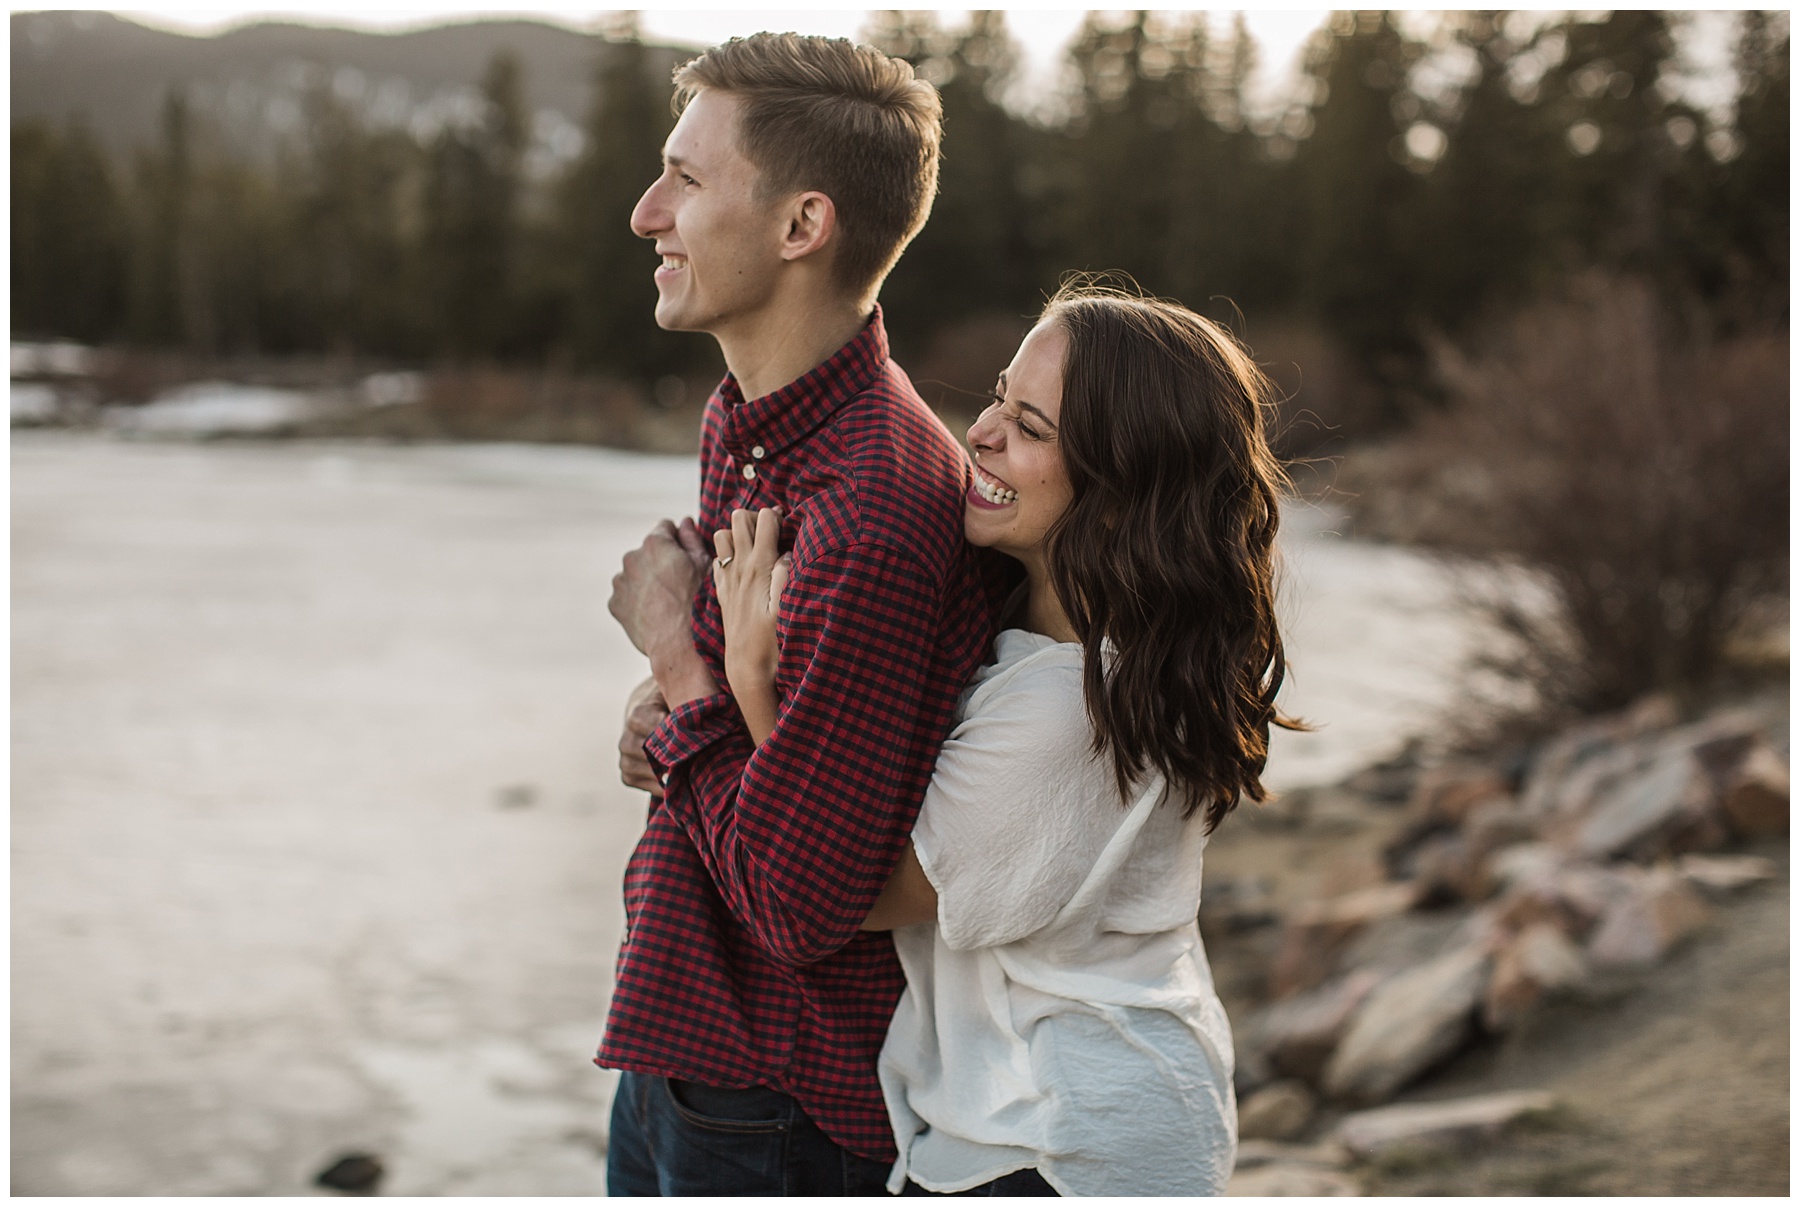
[972,464,1017,506]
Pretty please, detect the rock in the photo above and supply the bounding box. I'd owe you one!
[1336,909,1472,982]
[1676,852,1778,896]
[1242,970,1384,1085]
[1322,945,1491,1104]
[1343,738,1424,804]
[1201,873,1280,934]
[1397,831,1466,904]
[1225,1164,1362,1196]
[1334,1090,1559,1159]
[1586,867,1711,968]
[1379,816,1456,883]
[1234,1139,1352,1170]
[1409,799,1537,904]
[495,783,537,809]
[1517,695,1678,819]
[1464,798,1538,856]
[1543,863,1639,930]
[1238,1080,1317,1141]
[1268,883,1419,999]
[1485,842,1566,892]
[1487,859,1645,948]
[1719,741,1789,837]
[1566,741,1722,861]
[1482,921,1588,1031]
[1410,767,1510,826]
[315,1152,384,1195]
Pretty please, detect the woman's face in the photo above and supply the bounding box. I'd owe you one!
[964,319,1073,572]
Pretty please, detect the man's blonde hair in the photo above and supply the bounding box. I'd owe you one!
[673,33,942,302]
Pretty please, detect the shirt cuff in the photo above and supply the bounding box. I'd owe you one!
[644,691,742,779]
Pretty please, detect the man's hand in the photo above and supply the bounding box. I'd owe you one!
[609,518,711,659]
[619,675,669,797]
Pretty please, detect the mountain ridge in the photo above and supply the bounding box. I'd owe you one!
[12,11,690,159]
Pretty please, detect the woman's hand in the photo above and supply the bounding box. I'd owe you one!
[713,507,788,745]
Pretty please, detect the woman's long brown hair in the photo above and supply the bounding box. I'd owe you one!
[1042,281,1302,833]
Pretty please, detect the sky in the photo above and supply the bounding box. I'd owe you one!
[91,5,1335,117]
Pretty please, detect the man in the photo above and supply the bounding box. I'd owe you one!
[599,33,1004,1196]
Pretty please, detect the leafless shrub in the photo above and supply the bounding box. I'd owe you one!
[1358,273,1787,715]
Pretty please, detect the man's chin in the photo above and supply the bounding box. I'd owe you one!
[652,302,703,334]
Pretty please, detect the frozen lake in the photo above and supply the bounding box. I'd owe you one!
[12,432,1485,1195]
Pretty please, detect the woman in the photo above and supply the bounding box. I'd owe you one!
[711,284,1296,1195]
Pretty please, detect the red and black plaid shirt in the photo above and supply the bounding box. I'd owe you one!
[597,308,1001,1161]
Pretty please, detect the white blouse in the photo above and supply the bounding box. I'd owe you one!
[878,629,1238,1197]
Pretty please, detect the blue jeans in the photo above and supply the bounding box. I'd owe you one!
[901,1168,1059,1196]
[606,1071,893,1196]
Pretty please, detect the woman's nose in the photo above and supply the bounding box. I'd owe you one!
[967,407,1002,453]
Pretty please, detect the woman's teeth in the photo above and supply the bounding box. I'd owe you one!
[974,468,1017,505]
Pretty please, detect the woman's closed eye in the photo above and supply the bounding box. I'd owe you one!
[986,390,1047,441]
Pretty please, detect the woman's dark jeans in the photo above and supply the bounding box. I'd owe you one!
[901,1168,1059,1196]
[606,1071,891,1196]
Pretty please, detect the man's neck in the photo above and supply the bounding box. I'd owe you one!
[715,292,872,403]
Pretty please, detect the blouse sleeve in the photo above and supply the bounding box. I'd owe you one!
[909,651,1126,951]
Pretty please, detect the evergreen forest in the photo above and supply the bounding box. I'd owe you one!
[11,11,1790,440]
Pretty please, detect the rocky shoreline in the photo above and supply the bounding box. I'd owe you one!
[1206,688,1788,1196]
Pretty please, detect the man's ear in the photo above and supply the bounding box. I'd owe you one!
[778,191,837,264]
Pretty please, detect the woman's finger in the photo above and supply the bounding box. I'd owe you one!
[712,527,734,563]
[730,508,756,556]
[769,553,791,605]
[750,507,782,567]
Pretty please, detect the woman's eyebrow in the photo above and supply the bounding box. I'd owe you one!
[995,371,1056,430]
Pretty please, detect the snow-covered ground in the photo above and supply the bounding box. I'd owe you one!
[12,431,1486,1195]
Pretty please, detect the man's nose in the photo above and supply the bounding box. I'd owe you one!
[629,177,666,240]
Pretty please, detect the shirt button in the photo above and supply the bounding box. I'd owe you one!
[751,445,766,460]
[742,463,757,480]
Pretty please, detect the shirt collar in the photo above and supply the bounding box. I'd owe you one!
[716,305,890,461]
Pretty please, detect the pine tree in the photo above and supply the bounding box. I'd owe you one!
[1712,11,1789,324]
[1535,11,1688,270]
[552,25,692,379]
[873,11,1039,346]
[127,88,194,348]
[12,118,128,342]
[1291,12,1428,402]
[421,50,529,360]
[287,82,427,357]
[1419,12,1567,327]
